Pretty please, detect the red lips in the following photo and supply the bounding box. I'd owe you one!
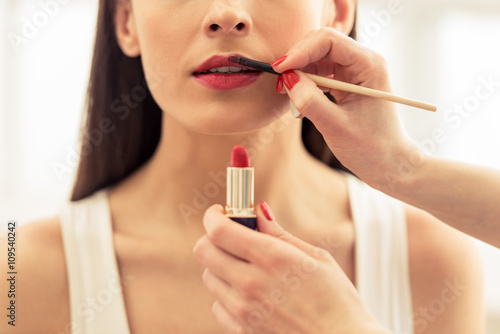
[193,55,258,74]
[193,55,262,91]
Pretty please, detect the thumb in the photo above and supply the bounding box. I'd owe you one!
[283,70,340,118]
[256,201,331,260]
[283,70,346,139]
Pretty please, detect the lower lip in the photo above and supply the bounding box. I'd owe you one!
[193,72,261,90]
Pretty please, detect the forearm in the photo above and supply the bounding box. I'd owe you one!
[373,154,500,247]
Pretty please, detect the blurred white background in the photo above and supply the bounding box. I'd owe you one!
[0,0,499,332]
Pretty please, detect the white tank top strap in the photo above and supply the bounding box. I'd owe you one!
[345,174,414,334]
[59,189,130,334]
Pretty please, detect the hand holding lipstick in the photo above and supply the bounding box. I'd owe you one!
[193,203,390,334]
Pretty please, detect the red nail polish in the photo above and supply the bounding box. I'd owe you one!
[259,201,275,221]
[282,70,299,90]
[276,75,284,93]
[271,56,288,67]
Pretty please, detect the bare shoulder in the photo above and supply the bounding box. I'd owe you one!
[405,205,484,334]
[0,217,70,333]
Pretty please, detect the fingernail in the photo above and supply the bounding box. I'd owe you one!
[202,268,209,280]
[290,100,301,118]
[212,301,220,314]
[276,75,284,93]
[259,201,275,221]
[271,56,288,67]
[282,70,299,90]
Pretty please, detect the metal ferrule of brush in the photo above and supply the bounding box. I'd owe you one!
[225,167,256,229]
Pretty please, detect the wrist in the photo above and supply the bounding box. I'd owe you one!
[332,312,392,334]
[342,323,392,334]
[367,142,430,198]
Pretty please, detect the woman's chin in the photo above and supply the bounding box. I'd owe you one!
[166,104,289,135]
[180,117,273,135]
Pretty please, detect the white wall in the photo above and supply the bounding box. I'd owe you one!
[0,0,499,332]
[0,0,98,225]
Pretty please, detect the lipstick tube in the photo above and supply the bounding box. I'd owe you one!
[225,166,257,230]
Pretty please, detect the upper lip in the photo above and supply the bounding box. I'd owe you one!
[193,54,261,74]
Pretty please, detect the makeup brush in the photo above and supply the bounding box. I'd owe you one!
[229,56,437,112]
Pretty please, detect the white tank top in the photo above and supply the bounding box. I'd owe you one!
[59,174,414,334]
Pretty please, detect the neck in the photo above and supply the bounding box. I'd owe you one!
[110,110,315,233]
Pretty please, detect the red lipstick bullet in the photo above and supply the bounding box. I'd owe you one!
[226,146,256,229]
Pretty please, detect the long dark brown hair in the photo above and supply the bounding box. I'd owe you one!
[71,1,356,201]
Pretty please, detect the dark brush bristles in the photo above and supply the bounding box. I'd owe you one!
[228,56,242,64]
[228,56,281,76]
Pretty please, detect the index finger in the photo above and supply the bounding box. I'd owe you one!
[272,27,368,72]
[203,205,308,266]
